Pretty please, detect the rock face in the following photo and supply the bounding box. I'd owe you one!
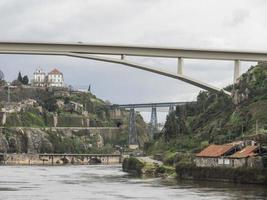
[0,129,8,152]
[0,127,119,153]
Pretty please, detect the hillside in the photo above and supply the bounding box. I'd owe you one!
[0,86,149,153]
[147,62,267,156]
[0,87,112,127]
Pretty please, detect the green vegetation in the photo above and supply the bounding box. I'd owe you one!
[122,157,145,175]
[5,108,46,127]
[122,157,176,177]
[146,63,267,158]
[176,163,267,184]
[0,85,149,153]
[17,72,29,85]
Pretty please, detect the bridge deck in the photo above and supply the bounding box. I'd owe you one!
[0,41,266,61]
[110,101,195,108]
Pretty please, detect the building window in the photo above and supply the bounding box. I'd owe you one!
[224,159,230,165]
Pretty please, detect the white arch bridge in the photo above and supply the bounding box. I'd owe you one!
[1,42,267,95]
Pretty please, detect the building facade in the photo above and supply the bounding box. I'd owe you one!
[32,68,64,87]
[33,68,46,87]
[195,143,262,168]
[195,144,238,167]
[47,69,64,87]
[228,145,262,168]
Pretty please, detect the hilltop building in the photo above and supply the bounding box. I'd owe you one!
[32,68,64,87]
[33,68,46,87]
[47,69,64,87]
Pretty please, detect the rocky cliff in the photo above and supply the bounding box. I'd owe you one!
[0,127,124,154]
[0,86,149,152]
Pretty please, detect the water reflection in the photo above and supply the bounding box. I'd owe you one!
[0,165,266,200]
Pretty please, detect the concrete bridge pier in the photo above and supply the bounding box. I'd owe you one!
[234,60,241,83]
[177,57,184,75]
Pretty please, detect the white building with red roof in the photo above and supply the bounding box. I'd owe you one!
[32,68,64,87]
[47,68,64,87]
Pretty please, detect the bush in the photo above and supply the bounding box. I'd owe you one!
[163,151,177,165]
[200,140,209,149]
[122,157,145,175]
[262,156,267,168]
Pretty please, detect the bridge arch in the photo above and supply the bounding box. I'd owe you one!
[1,42,266,95]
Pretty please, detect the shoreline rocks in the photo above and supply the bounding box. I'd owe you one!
[122,156,175,177]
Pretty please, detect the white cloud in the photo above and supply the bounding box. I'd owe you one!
[0,0,266,122]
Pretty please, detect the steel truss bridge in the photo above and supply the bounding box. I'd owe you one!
[110,101,194,146]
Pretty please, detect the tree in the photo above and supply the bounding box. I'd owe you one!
[44,97,58,112]
[163,112,180,141]
[0,70,4,86]
[197,91,209,112]
[0,70,4,81]
[17,72,23,83]
[22,75,29,85]
[88,84,91,92]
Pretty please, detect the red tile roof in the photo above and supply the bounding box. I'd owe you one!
[229,146,259,158]
[48,68,62,75]
[196,144,236,157]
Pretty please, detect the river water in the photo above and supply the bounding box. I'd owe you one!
[0,165,266,200]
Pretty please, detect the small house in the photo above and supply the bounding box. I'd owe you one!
[195,144,238,167]
[228,145,262,168]
[65,101,84,114]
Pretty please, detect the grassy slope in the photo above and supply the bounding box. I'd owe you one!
[147,63,267,161]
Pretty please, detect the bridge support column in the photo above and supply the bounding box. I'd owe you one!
[177,57,184,75]
[234,60,240,83]
[149,106,158,140]
[129,107,138,148]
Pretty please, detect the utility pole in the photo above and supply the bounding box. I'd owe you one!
[7,82,10,103]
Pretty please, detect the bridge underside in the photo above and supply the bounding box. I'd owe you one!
[66,53,232,95]
[0,42,244,96]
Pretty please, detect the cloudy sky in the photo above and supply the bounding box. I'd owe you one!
[0,0,266,122]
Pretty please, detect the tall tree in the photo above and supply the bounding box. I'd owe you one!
[0,70,4,81]
[22,75,29,85]
[17,72,23,83]
[0,70,4,86]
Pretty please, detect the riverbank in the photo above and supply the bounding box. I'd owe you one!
[123,156,267,185]
[122,156,175,177]
[176,163,267,185]
[0,153,122,165]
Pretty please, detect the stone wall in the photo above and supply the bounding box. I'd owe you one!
[195,156,263,168]
[229,157,263,168]
[176,163,267,184]
[0,153,121,165]
[195,157,219,167]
